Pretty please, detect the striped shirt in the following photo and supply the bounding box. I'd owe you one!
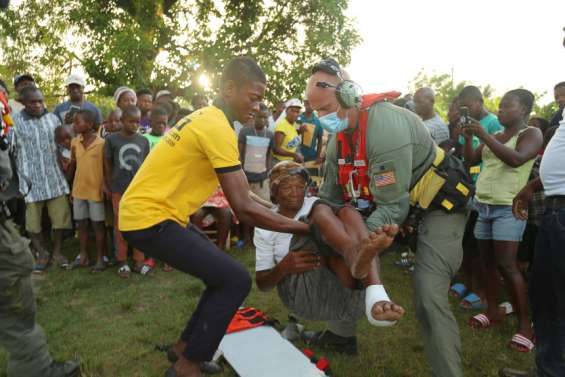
[13,111,69,203]
[423,113,450,145]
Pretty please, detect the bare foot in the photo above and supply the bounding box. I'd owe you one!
[171,339,187,360]
[173,355,202,377]
[371,301,405,322]
[350,224,399,279]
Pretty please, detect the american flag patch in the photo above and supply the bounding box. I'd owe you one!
[374,171,396,187]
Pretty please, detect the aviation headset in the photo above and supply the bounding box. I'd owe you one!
[311,58,362,109]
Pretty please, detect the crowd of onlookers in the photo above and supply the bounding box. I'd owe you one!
[0,73,331,277]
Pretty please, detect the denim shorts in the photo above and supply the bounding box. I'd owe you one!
[473,200,527,242]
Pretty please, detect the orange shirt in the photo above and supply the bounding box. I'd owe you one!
[71,135,105,201]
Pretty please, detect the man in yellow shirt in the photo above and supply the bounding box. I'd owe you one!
[272,98,304,163]
[119,57,309,377]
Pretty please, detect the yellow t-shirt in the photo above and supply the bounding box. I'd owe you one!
[273,118,301,161]
[119,105,240,231]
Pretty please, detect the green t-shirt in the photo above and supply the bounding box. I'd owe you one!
[458,112,503,181]
[144,133,163,150]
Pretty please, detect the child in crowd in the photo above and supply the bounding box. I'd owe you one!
[54,125,72,176]
[136,88,153,133]
[142,105,173,272]
[99,108,122,138]
[104,105,150,277]
[113,86,137,111]
[68,109,107,271]
[143,106,167,149]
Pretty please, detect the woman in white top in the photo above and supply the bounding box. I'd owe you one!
[254,161,404,352]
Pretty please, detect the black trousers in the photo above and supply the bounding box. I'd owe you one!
[122,220,251,361]
[530,207,565,376]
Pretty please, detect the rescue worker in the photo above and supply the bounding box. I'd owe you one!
[306,59,473,377]
[0,79,79,377]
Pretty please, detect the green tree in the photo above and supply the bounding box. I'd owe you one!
[409,70,557,122]
[409,70,498,120]
[0,0,361,105]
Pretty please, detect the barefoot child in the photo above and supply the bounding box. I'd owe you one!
[68,109,107,271]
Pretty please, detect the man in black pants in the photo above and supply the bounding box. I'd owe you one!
[119,57,310,377]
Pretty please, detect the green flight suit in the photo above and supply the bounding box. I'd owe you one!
[0,217,55,377]
[0,139,55,376]
[321,102,466,377]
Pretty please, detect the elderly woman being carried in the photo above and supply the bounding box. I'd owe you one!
[254,161,405,346]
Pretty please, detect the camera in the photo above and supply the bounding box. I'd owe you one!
[458,106,473,126]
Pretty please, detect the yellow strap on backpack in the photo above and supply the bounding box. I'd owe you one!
[409,147,446,209]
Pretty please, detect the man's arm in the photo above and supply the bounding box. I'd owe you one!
[513,177,544,220]
[103,141,113,192]
[364,147,413,231]
[256,251,319,291]
[219,169,309,235]
[479,127,542,168]
[315,130,324,163]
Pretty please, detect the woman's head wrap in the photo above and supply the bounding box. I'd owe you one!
[113,86,137,106]
[268,161,311,203]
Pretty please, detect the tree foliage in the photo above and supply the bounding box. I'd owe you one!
[409,70,557,121]
[409,70,498,120]
[0,0,361,104]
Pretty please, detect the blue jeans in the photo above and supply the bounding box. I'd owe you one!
[530,207,565,377]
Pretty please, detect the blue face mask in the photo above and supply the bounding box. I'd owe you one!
[319,111,349,133]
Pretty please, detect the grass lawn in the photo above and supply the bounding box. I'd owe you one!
[0,240,534,377]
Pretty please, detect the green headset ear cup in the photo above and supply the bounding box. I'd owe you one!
[335,80,361,109]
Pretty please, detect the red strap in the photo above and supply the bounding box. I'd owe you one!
[360,91,401,109]
[336,92,401,203]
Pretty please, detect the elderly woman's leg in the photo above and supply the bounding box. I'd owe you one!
[308,202,404,324]
[309,202,397,278]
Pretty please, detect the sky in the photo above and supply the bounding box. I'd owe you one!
[345,0,565,105]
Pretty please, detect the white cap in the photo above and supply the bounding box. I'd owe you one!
[113,86,137,105]
[155,90,172,100]
[285,98,303,109]
[65,73,86,87]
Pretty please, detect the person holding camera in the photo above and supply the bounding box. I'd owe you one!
[54,73,102,135]
[463,89,542,353]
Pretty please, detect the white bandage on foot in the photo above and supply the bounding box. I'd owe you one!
[365,284,397,327]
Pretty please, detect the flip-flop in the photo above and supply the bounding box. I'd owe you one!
[449,283,468,298]
[468,313,500,329]
[509,333,535,353]
[499,302,514,316]
[460,293,486,310]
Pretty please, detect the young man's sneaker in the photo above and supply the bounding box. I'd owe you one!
[301,330,358,355]
[45,360,80,377]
